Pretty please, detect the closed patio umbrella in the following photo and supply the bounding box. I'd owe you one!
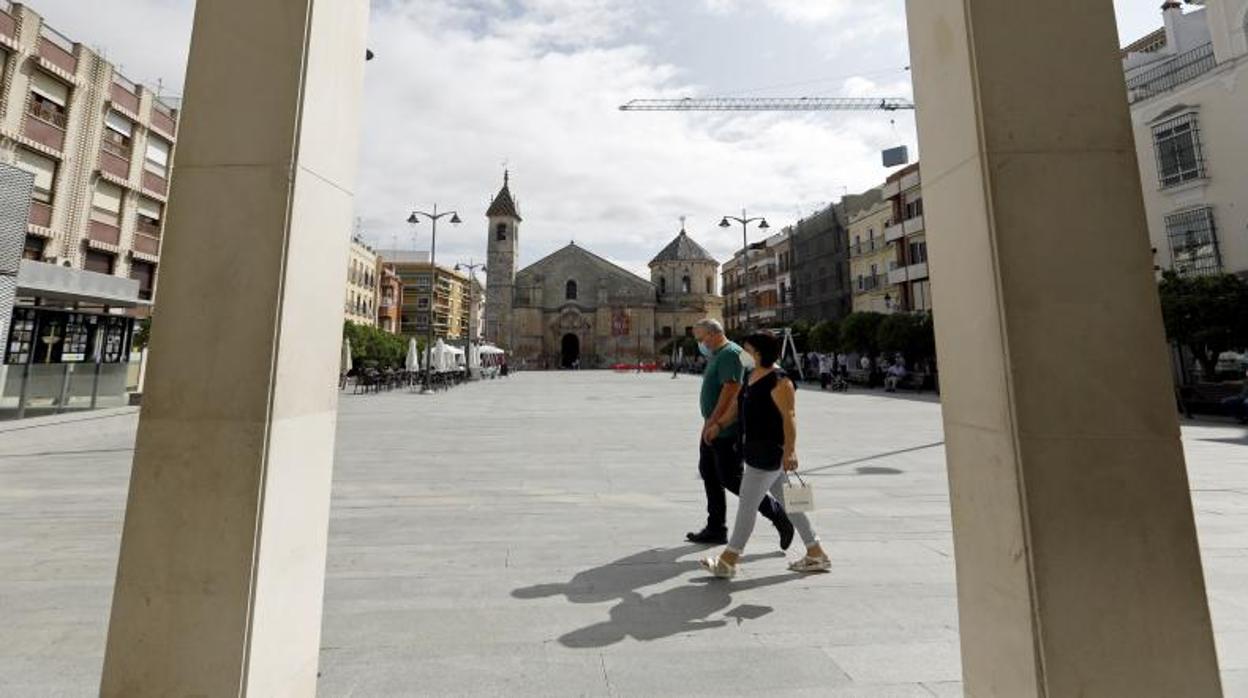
[406,338,420,372]
[341,337,353,374]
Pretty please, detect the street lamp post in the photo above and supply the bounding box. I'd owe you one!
[720,209,769,333]
[455,260,486,380]
[407,204,462,394]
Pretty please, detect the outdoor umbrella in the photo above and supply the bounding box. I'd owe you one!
[341,337,353,375]
[406,338,420,372]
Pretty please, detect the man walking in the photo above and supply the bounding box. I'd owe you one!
[686,319,794,548]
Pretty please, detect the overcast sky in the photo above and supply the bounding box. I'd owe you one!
[33,0,1168,274]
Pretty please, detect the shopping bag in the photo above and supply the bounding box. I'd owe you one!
[782,472,815,513]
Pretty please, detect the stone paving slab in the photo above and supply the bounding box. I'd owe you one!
[1,373,1246,696]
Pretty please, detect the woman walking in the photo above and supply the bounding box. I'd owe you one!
[700,332,830,579]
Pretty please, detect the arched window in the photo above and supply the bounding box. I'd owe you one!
[566,279,578,300]
[681,275,691,294]
[660,277,667,294]
[496,223,508,241]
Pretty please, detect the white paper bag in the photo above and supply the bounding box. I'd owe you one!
[782,473,815,513]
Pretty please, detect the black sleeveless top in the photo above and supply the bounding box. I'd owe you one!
[739,370,790,471]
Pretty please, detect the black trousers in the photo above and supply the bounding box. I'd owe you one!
[699,437,787,532]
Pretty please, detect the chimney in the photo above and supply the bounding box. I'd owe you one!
[1162,0,1185,53]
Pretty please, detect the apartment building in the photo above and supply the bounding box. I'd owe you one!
[344,236,377,327]
[789,201,851,324]
[881,164,932,312]
[721,229,789,333]
[377,264,402,334]
[1122,0,1248,277]
[846,188,899,313]
[376,251,475,340]
[0,3,177,306]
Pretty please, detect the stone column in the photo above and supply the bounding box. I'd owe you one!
[904,1,1222,696]
[100,1,369,696]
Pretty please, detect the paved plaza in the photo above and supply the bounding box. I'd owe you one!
[2,372,1247,696]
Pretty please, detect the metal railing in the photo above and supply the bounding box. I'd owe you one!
[112,71,138,94]
[1126,43,1217,104]
[27,102,68,128]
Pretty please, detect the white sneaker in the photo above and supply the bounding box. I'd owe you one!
[699,556,737,579]
[788,555,831,573]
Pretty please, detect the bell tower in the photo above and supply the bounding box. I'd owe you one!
[484,170,521,348]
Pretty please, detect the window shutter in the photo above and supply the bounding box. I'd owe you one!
[93,181,124,214]
[105,111,134,138]
[137,197,162,221]
[15,148,56,192]
[31,70,70,106]
[145,137,170,167]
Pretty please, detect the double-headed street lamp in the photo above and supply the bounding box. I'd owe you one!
[720,209,770,332]
[406,204,461,394]
[455,260,486,380]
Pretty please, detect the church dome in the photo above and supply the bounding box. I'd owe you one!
[650,228,717,266]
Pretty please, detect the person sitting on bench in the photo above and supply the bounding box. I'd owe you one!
[884,362,907,392]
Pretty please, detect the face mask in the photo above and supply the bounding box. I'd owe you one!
[698,342,713,358]
[741,352,757,371]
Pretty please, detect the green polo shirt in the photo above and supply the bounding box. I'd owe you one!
[700,341,745,440]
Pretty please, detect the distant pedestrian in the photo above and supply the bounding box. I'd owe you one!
[837,353,849,378]
[885,361,907,392]
[700,332,829,579]
[686,319,794,550]
[1222,370,1248,424]
[818,353,833,390]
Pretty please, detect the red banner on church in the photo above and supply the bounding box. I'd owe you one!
[611,310,631,337]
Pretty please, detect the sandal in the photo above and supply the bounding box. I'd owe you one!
[788,555,831,573]
[699,556,737,579]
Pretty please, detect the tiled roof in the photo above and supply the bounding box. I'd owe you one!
[650,230,717,266]
[486,171,522,221]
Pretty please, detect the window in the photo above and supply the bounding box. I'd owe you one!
[415,273,432,290]
[661,326,672,338]
[145,136,171,179]
[566,279,578,300]
[134,198,162,236]
[84,250,115,275]
[417,297,430,309]
[91,181,124,226]
[681,275,691,294]
[496,223,508,241]
[103,111,134,158]
[779,282,787,304]
[659,277,666,294]
[29,71,69,128]
[130,260,156,301]
[15,148,57,203]
[904,196,924,220]
[909,240,928,265]
[22,236,45,261]
[1153,114,1205,187]
[706,277,713,294]
[1166,207,1221,276]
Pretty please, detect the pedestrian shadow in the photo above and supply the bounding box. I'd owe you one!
[512,544,795,649]
[556,573,798,648]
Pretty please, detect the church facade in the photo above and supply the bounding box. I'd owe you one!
[483,174,724,368]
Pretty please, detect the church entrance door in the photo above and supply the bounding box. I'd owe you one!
[561,333,580,368]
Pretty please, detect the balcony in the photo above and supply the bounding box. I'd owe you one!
[133,232,160,256]
[151,106,177,137]
[1126,43,1216,105]
[884,221,904,242]
[99,146,131,179]
[903,215,925,235]
[28,201,52,228]
[38,30,77,75]
[881,180,901,199]
[888,262,929,285]
[142,170,168,197]
[109,82,140,116]
[23,105,67,151]
[855,274,890,294]
[88,219,121,246]
[0,6,15,41]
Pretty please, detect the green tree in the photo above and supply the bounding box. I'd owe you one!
[809,320,840,353]
[343,321,408,369]
[1158,272,1248,378]
[877,312,938,368]
[839,312,886,356]
[134,317,153,351]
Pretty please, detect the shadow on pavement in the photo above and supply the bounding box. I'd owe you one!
[556,573,798,648]
[512,544,794,648]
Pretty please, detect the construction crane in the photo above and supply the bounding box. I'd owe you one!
[619,96,915,112]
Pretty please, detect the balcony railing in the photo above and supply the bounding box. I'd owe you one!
[1126,43,1217,104]
[142,170,168,196]
[110,81,140,114]
[134,232,161,256]
[99,148,131,179]
[0,5,16,40]
[151,106,177,137]
[23,107,67,151]
[28,200,52,228]
[38,28,78,74]
[88,219,121,246]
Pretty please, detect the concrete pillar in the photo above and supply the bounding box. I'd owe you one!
[100,1,369,696]
[904,2,1223,696]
